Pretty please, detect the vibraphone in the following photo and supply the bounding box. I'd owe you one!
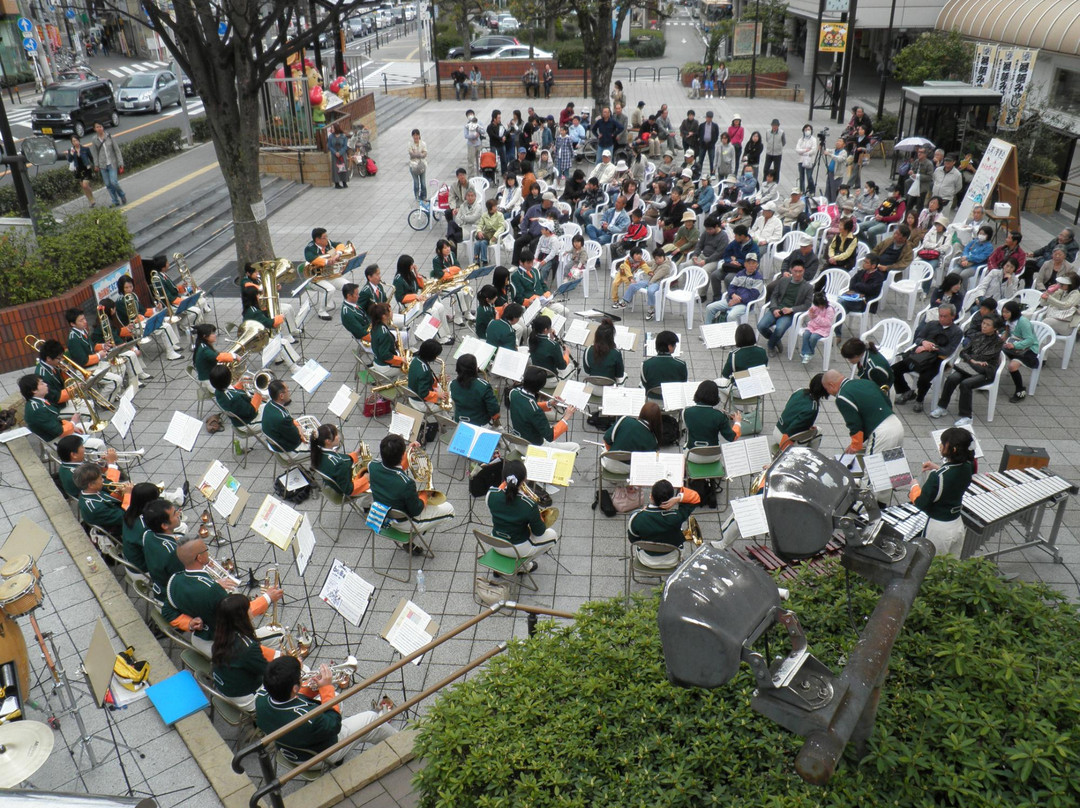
[960,467,1076,561]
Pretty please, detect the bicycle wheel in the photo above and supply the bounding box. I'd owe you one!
[407,207,431,231]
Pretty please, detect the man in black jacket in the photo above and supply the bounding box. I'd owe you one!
[891,303,963,413]
[487,110,509,174]
[697,111,721,177]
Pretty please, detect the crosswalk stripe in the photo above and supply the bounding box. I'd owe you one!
[109,69,125,78]
[120,66,137,75]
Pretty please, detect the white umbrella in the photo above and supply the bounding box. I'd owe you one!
[894,136,934,152]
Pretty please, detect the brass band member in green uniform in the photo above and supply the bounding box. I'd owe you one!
[64,308,121,396]
[407,339,448,411]
[527,315,572,381]
[474,285,499,339]
[192,323,239,391]
[484,460,559,574]
[358,264,402,328]
[485,303,523,351]
[121,482,162,574]
[368,433,456,534]
[340,283,371,346]
[142,253,202,325]
[261,380,307,453]
[255,655,397,764]
[394,254,451,345]
[240,264,300,372]
[210,365,263,429]
[91,298,153,386]
[303,227,351,320]
[34,339,71,406]
[508,366,579,452]
[450,354,500,426]
[602,401,662,472]
[19,375,93,444]
[116,273,184,360]
[583,318,625,381]
[773,373,827,451]
[684,380,742,462]
[56,434,122,500]
[721,323,769,379]
[841,337,893,397]
[309,423,370,497]
[166,538,282,657]
[641,330,687,398]
[908,427,975,557]
[432,238,472,323]
[73,462,132,541]
[141,499,190,627]
[628,479,702,568]
[821,369,904,454]
[211,593,277,710]
[369,303,407,371]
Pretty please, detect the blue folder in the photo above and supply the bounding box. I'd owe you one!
[145,670,209,726]
[448,422,500,462]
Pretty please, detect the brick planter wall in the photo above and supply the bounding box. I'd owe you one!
[680,70,788,88]
[438,60,583,82]
[0,256,149,374]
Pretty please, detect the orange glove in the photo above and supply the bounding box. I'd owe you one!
[847,431,865,453]
[908,484,922,503]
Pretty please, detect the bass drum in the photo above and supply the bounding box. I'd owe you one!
[0,610,29,701]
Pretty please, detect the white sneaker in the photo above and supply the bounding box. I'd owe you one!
[954,416,972,427]
[929,407,948,418]
[166,351,183,361]
[800,354,811,364]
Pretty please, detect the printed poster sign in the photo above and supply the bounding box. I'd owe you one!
[971,43,997,88]
[998,48,1037,130]
[818,22,848,54]
[955,138,1014,224]
[91,262,133,303]
[732,22,761,58]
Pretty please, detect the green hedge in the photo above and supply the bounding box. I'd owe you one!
[0,126,187,217]
[0,207,133,307]
[415,557,1080,807]
[2,70,34,89]
[682,56,789,76]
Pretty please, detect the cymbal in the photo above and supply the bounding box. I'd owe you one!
[0,720,54,787]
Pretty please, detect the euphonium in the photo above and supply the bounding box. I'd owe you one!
[303,241,356,282]
[301,655,358,689]
[406,444,446,505]
[172,252,199,294]
[241,369,275,397]
[149,270,175,318]
[353,441,373,479]
[683,515,704,547]
[225,320,271,382]
[520,480,559,528]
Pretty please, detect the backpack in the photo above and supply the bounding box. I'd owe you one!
[113,646,150,691]
[365,156,378,175]
[592,488,618,517]
[660,414,680,447]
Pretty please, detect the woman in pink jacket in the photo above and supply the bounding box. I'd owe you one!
[728,114,745,166]
[800,291,837,364]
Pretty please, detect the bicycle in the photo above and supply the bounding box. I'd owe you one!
[347,123,372,180]
[407,180,449,231]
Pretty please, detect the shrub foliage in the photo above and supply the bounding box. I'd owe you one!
[414,557,1080,807]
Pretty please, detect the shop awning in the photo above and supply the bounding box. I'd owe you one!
[937,0,1080,57]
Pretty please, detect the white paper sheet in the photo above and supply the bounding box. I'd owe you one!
[384,600,434,665]
[701,322,739,349]
[327,384,358,419]
[291,360,331,393]
[731,496,769,537]
[629,451,685,486]
[490,347,528,381]
[295,516,316,577]
[261,335,283,368]
[212,481,240,521]
[721,437,772,479]
[562,319,593,346]
[601,386,646,416]
[163,411,201,452]
[734,365,775,398]
[389,410,417,440]
[198,460,229,499]
[319,558,375,627]
[524,455,557,484]
[111,396,136,439]
[661,381,699,411]
[454,336,497,369]
[555,379,591,410]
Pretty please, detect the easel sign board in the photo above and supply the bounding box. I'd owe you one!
[85,619,118,708]
[380,598,438,666]
[955,138,1020,230]
[1,517,51,563]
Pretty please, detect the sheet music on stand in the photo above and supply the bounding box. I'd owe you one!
[554,379,591,410]
[448,422,500,462]
[490,347,528,381]
[262,335,283,368]
[544,309,567,335]
[629,451,685,487]
[614,325,640,352]
[251,494,303,550]
[573,308,606,320]
[721,436,772,479]
[524,445,576,486]
[733,365,775,398]
[701,322,739,349]
[111,395,136,439]
[291,359,331,393]
[412,314,442,342]
[328,384,361,420]
[601,386,646,417]
[163,411,202,452]
[381,599,437,666]
[521,297,544,327]
[319,558,375,627]
[198,460,230,499]
[661,381,699,411]
[390,404,423,442]
[295,515,316,577]
[730,495,770,538]
[932,425,984,458]
[645,332,682,356]
[295,299,313,330]
[454,336,497,369]
[562,319,597,347]
[861,448,913,494]
[212,475,248,525]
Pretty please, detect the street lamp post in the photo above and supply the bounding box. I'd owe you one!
[749,0,761,99]
[876,0,897,118]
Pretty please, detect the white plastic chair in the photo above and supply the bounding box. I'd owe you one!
[819,268,851,301]
[853,241,870,267]
[860,318,913,364]
[1027,320,1056,394]
[490,228,514,267]
[809,212,832,254]
[960,288,979,315]
[469,176,491,200]
[582,240,603,298]
[1014,288,1045,317]
[662,266,709,328]
[561,222,582,239]
[769,231,803,275]
[844,269,888,335]
[972,360,1007,422]
[787,305,847,368]
[886,260,935,321]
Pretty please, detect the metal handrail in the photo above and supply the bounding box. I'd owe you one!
[232,601,575,808]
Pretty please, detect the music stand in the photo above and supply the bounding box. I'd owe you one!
[553,277,582,301]
[344,252,368,274]
[163,410,202,500]
[140,307,176,382]
[174,291,202,318]
[466,265,494,282]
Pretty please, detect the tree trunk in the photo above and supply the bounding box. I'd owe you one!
[575,0,623,117]
[589,44,618,117]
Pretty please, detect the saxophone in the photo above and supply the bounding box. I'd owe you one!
[438,358,453,411]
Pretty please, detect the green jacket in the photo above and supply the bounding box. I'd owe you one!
[512,266,546,301]
[432,251,458,280]
[408,358,437,400]
[317,450,356,495]
[604,416,657,453]
[368,459,424,518]
[79,491,124,529]
[683,405,737,448]
[835,378,894,438]
[262,401,302,452]
[529,335,566,373]
[486,488,545,544]
[25,398,65,442]
[584,346,624,380]
[722,345,769,379]
[776,388,820,437]
[628,501,697,551]
[508,388,552,445]
[450,378,499,425]
[393,273,421,305]
[165,569,225,641]
[34,360,66,406]
[371,323,399,367]
[357,281,388,315]
[121,515,148,573]
[914,461,972,522]
[65,327,97,367]
[341,300,370,341]
[212,634,266,698]
[143,529,183,614]
[243,305,274,330]
[486,319,517,351]
[216,388,259,427]
[641,353,688,393]
[475,304,496,339]
[58,462,80,499]
[255,690,341,761]
[304,238,338,265]
[194,342,222,381]
[857,349,893,393]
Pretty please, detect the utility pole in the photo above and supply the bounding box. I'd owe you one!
[835,0,858,123]
[876,0,897,118]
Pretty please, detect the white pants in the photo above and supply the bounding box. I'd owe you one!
[867,414,904,454]
[601,455,630,474]
[314,276,349,314]
[634,544,680,569]
[495,528,558,560]
[544,439,580,454]
[924,517,965,558]
[393,500,455,534]
[328,710,399,764]
[220,691,256,712]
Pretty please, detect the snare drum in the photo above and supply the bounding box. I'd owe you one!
[0,555,39,583]
[0,573,43,617]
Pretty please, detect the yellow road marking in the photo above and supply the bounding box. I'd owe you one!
[120,160,219,212]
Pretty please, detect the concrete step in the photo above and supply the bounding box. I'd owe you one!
[374,94,427,136]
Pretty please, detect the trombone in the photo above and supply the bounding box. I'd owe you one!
[149,270,175,318]
[172,252,200,295]
[63,378,108,431]
[520,480,559,527]
[261,567,283,632]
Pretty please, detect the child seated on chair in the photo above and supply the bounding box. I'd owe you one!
[621,252,675,321]
[800,292,837,364]
[611,246,650,308]
[563,234,587,281]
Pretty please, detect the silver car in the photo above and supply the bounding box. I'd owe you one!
[116,70,182,114]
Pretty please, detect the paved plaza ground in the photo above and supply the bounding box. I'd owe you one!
[2,79,1079,807]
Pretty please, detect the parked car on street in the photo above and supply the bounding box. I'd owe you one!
[31,80,118,138]
[482,10,499,30]
[476,45,552,60]
[447,34,520,59]
[404,4,416,21]
[116,70,182,114]
[498,14,520,31]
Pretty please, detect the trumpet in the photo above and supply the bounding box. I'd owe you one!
[262,567,282,631]
[301,656,358,690]
[205,556,241,587]
[277,625,313,660]
[87,447,145,469]
[406,444,446,506]
[683,515,704,546]
[353,440,373,479]
[520,480,559,528]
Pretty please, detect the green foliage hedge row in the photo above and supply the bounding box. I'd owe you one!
[682,56,789,77]
[0,207,133,307]
[415,557,1080,807]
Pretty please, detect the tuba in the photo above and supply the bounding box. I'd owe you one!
[250,258,297,322]
[520,480,559,528]
[224,320,271,383]
[683,515,703,546]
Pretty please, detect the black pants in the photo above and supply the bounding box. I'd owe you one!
[892,356,943,402]
[763,154,782,179]
[512,232,539,265]
[939,366,994,417]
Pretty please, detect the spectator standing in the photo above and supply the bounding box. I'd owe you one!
[698,111,720,176]
[66,134,96,208]
[715,62,729,98]
[591,107,624,163]
[487,110,510,175]
[468,65,482,101]
[727,114,744,166]
[543,64,555,98]
[795,124,818,194]
[931,155,963,215]
[463,113,483,177]
[89,122,126,207]
[328,124,350,189]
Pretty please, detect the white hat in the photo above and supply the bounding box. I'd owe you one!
[798,233,815,246]
[790,186,801,195]
[601,149,612,157]
[542,191,557,202]
[684,149,695,158]
[762,202,777,212]
[731,113,742,120]
[615,160,628,171]
[745,252,759,263]
[681,168,693,178]
[539,219,556,231]
[1056,275,1072,284]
